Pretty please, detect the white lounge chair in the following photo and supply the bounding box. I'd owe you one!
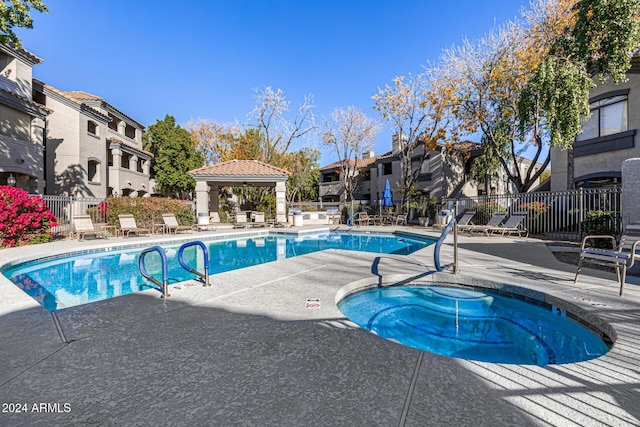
[118,214,150,237]
[162,213,192,234]
[233,212,249,229]
[196,212,220,231]
[574,223,640,296]
[250,211,267,228]
[73,214,108,241]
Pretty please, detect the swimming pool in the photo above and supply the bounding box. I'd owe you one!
[3,232,434,312]
[338,285,611,365]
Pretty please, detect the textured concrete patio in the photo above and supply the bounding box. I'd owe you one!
[0,226,639,426]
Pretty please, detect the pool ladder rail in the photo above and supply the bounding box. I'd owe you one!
[177,241,210,287]
[434,217,458,273]
[138,241,210,298]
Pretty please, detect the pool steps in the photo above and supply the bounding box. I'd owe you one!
[139,241,211,298]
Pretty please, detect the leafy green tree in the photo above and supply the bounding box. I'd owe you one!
[0,0,48,47]
[144,115,204,198]
[438,0,640,193]
[283,147,320,204]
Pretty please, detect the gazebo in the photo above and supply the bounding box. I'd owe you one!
[188,159,290,224]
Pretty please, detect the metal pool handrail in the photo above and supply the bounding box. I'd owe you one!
[178,241,210,287]
[434,218,458,273]
[138,246,170,298]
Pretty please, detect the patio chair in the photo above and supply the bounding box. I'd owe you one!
[162,213,193,234]
[483,213,528,238]
[574,223,640,296]
[395,214,408,226]
[354,212,372,227]
[458,212,506,234]
[73,214,108,241]
[118,214,150,237]
[233,211,249,229]
[251,211,267,228]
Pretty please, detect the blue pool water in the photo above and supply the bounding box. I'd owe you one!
[338,285,610,365]
[3,232,433,311]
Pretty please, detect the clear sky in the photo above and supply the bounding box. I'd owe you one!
[17,0,531,165]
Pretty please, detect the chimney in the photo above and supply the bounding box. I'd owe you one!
[392,132,407,155]
[362,150,375,159]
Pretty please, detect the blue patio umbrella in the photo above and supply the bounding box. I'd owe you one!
[382,179,393,208]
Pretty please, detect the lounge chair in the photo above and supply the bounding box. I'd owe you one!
[250,211,267,228]
[483,213,528,237]
[162,213,193,234]
[73,214,108,241]
[458,212,506,234]
[196,212,220,231]
[118,214,150,237]
[233,211,249,229]
[435,210,475,230]
[574,223,640,296]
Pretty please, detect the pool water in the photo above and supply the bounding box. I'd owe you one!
[338,285,610,365]
[3,232,433,311]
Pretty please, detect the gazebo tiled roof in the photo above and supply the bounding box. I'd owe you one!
[189,159,290,177]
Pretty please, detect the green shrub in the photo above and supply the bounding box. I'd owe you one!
[103,197,193,228]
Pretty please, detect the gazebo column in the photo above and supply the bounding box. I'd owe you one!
[209,184,220,214]
[275,181,287,223]
[195,181,210,225]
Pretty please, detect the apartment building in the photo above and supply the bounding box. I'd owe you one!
[0,44,49,193]
[551,53,640,190]
[32,81,152,198]
[319,134,533,207]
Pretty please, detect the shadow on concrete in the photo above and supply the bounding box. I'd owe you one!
[1,290,640,426]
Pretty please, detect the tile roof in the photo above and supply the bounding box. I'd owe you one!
[107,137,153,158]
[47,87,145,129]
[0,86,51,115]
[190,159,290,177]
[34,80,107,119]
[64,91,104,102]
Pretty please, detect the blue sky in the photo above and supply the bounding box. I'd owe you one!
[18,0,531,165]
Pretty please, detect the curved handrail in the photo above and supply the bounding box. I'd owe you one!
[434,218,456,272]
[178,241,210,287]
[139,246,170,298]
[346,212,359,227]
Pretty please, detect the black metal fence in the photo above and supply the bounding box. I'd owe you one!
[442,187,623,241]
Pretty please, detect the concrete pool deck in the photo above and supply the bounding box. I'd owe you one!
[0,226,639,426]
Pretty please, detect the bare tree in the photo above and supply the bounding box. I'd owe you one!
[372,72,452,208]
[321,106,380,202]
[249,86,316,166]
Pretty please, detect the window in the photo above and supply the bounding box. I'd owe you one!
[108,113,118,131]
[577,94,628,141]
[87,121,98,136]
[121,153,131,169]
[88,159,100,182]
[125,123,136,139]
[382,162,392,175]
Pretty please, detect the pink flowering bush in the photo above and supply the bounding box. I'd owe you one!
[0,186,57,248]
